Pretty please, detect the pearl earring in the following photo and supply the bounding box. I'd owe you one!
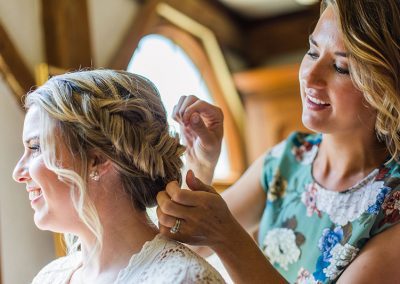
[89,171,100,181]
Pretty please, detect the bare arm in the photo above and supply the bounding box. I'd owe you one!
[222,153,267,231]
[337,223,400,283]
[190,153,268,257]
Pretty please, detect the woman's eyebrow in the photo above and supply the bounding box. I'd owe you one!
[309,35,318,47]
[24,136,39,145]
[309,35,347,57]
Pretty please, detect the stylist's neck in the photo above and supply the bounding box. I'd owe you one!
[315,131,388,191]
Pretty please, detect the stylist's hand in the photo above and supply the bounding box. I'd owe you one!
[156,170,240,249]
[173,96,223,184]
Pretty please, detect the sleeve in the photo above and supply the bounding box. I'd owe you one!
[260,132,299,193]
[370,183,400,237]
[185,253,226,284]
[31,254,79,284]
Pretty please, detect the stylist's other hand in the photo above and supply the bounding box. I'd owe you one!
[156,170,239,249]
[173,96,223,183]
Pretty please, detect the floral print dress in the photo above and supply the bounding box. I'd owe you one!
[258,132,400,283]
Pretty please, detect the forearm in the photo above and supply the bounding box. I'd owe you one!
[212,221,287,284]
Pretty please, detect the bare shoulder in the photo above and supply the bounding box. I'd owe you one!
[338,223,400,283]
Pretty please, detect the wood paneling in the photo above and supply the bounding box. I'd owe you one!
[242,5,320,66]
[235,64,309,163]
[111,0,242,69]
[0,22,35,105]
[41,0,92,69]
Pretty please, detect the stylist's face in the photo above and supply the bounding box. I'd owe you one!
[299,5,376,135]
[13,106,80,233]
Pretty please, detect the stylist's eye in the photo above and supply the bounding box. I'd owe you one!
[334,64,350,75]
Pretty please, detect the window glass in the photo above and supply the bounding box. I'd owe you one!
[127,34,230,179]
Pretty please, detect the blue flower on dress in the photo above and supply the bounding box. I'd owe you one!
[313,256,329,282]
[318,227,343,262]
[367,186,391,215]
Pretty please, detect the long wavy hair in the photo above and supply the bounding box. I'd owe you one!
[322,0,400,162]
[25,70,185,254]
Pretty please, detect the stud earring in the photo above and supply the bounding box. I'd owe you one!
[89,170,100,181]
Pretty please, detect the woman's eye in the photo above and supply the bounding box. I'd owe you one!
[334,64,350,75]
[306,51,319,60]
[28,145,41,156]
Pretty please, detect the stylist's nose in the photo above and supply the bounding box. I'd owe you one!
[301,59,327,90]
[13,156,30,183]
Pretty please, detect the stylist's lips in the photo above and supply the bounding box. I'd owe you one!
[305,94,331,111]
[27,188,42,202]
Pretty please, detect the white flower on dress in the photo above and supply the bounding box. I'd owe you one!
[315,178,384,226]
[323,243,359,280]
[270,140,286,158]
[296,268,320,284]
[302,183,321,217]
[263,228,301,271]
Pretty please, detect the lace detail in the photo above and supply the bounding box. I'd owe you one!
[313,169,383,226]
[32,234,225,284]
[117,234,225,283]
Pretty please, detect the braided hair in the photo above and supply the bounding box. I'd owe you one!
[25,69,185,253]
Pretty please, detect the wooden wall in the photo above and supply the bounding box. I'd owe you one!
[235,64,309,163]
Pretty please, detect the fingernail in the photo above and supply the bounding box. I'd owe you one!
[191,114,200,124]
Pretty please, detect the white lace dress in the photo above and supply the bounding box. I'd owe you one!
[31,234,225,283]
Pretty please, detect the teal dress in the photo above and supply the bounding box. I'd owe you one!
[258,132,400,283]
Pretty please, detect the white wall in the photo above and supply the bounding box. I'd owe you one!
[88,0,139,67]
[0,78,54,284]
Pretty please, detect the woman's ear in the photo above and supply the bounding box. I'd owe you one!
[88,151,113,181]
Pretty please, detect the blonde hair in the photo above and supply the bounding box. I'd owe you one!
[322,0,400,162]
[25,70,185,254]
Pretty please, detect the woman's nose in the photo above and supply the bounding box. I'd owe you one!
[301,59,327,89]
[12,158,30,183]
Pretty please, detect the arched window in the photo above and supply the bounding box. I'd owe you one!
[113,3,246,189]
[127,34,231,180]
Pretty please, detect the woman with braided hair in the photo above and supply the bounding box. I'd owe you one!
[12,70,225,283]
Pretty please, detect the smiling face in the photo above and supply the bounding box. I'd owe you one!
[12,106,82,233]
[299,5,376,136]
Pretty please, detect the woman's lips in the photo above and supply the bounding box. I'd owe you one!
[28,188,43,202]
[305,95,331,110]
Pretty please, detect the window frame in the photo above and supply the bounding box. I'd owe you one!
[112,2,247,187]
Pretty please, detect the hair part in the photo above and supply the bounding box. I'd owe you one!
[321,0,400,162]
[25,69,185,254]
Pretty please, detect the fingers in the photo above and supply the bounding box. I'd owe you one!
[164,180,200,206]
[172,96,187,123]
[173,95,223,127]
[186,170,218,194]
[156,189,192,218]
[156,205,178,228]
[173,95,198,124]
[186,112,215,145]
[182,100,223,127]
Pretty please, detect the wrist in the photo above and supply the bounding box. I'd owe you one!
[186,164,216,185]
[210,218,250,255]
